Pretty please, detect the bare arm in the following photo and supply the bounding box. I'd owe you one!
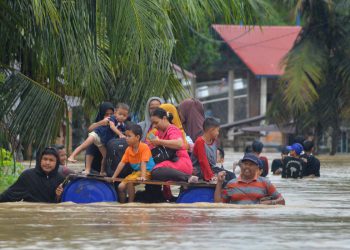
[260,196,285,205]
[109,122,125,138]
[138,162,147,181]
[55,184,64,202]
[214,171,226,203]
[111,162,126,179]
[88,118,109,132]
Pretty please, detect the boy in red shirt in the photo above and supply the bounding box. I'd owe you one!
[191,118,235,183]
[112,124,155,203]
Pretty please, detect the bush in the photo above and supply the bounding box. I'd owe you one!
[0,148,24,192]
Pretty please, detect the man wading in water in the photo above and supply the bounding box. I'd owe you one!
[214,153,285,205]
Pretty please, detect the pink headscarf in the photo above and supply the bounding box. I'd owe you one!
[178,98,205,142]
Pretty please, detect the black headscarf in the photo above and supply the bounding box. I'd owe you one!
[95,102,114,122]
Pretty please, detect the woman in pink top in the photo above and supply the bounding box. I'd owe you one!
[149,108,196,182]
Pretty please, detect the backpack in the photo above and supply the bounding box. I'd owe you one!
[105,138,130,177]
[283,157,304,179]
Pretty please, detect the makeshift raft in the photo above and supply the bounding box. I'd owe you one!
[61,174,216,204]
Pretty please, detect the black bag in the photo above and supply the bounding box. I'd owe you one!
[105,138,132,177]
[151,146,178,164]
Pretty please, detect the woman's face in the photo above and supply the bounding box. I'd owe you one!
[104,108,114,118]
[149,100,161,116]
[151,116,168,131]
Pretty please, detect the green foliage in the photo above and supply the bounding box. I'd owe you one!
[268,0,350,154]
[0,148,24,192]
[0,0,274,151]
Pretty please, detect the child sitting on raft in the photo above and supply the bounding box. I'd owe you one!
[68,103,129,176]
[111,124,155,203]
[191,117,235,183]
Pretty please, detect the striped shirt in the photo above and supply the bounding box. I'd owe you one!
[221,176,282,204]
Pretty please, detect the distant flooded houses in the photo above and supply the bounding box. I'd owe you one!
[194,25,301,151]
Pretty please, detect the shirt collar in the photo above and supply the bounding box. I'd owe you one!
[237,175,258,184]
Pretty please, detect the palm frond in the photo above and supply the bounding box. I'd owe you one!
[0,70,66,149]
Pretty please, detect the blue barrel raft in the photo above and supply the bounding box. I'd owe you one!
[176,187,215,203]
[61,178,118,203]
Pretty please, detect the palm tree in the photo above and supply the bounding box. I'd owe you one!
[270,0,350,154]
[0,0,272,152]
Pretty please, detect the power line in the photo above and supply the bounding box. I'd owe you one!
[188,24,252,44]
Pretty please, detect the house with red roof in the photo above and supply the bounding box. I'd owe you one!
[196,25,301,149]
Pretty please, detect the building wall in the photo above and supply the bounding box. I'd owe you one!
[248,71,261,117]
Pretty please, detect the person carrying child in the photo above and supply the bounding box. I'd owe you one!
[111,124,155,203]
[68,103,129,176]
[191,117,235,183]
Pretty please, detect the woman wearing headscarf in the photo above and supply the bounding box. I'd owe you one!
[178,98,205,142]
[159,103,190,151]
[0,147,64,203]
[85,102,114,173]
[138,97,163,142]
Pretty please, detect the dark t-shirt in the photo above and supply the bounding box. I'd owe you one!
[271,159,283,174]
[300,154,320,177]
[282,156,305,179]
[94,115,126,145]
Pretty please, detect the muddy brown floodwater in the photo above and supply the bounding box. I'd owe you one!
[0,161,349,249]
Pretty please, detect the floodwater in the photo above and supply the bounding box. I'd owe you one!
[0,161,350,249]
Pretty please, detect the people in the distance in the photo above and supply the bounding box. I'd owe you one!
[68,103,129,176]
[271,146,290,175]
[252,140,269,177]
[191,118,235,183]
[52,144,75,177]
[149,108,197,182]
[0,147,64,203]
[214,153,285,205]
[112,124,155,203]
[300,140,320,177]
[282,143,305,179]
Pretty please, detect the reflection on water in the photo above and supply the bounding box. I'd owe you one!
[1,164,350,250]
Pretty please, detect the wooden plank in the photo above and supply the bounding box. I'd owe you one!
[68,174,216,188]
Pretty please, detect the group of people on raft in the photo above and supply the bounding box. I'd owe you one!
[0,97,320,205]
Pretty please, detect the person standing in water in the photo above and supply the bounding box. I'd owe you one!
[215,153,285,205]
[0,147,64,203]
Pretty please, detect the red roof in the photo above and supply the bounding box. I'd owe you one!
[212,25,301,76]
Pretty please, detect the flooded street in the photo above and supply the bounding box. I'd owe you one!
[0,155,350,250]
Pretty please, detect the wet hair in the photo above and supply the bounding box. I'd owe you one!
[116,103,130,111]
[217,147,225,159]
[52,144,65,151]
[252,140,264,153]
[151,107,173,123]
[126,123,143,140]
[303,140,314,152]
[203,117,220,131]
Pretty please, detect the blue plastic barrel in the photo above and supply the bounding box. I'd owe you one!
[176,187,215,203]
[61,178,118,203]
